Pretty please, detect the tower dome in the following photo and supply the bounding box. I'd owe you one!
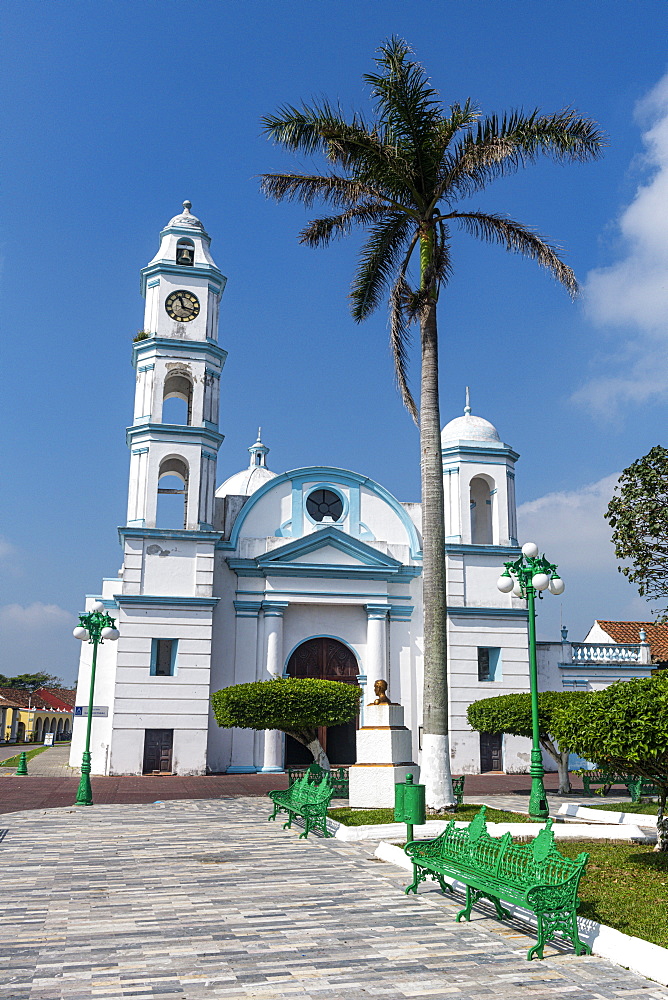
[167,200,207,232]
[441,388,502,446]
[216,430,278,498]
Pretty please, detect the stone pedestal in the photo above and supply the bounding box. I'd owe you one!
[348,702,419,808]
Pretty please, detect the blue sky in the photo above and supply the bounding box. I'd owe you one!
[2,0,668,683]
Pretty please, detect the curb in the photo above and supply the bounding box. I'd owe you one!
[327,816,655,844]
[375,841,668,987]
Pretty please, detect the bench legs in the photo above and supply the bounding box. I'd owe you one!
[456,886,510,924]
[405,864,453,896]
[527,909,591,962]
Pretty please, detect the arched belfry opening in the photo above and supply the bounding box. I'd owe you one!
[176,237,195,266]
[157,456,189,529]
[470,475,494,544]
[285,637,359,766]
[162,372,193,426]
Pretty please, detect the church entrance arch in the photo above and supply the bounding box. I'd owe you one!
[285,637,359,766]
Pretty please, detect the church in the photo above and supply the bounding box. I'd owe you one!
[70,203,534,778]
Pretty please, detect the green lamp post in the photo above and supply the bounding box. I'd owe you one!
[497,542,565,820]
[72,601,119,805]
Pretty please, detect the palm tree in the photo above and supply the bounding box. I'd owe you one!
[260,38,605,808]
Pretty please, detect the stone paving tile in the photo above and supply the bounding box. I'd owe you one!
[0,797,665,1000]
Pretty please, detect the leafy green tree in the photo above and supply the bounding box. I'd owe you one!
[467,691,588,795]
[550,674,668,851]
[211,678,362,770]
[0,672,66,692]
[260,37,604,808]
[606,445,668,619]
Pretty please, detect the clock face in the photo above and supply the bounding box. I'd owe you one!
[165,290,200,322]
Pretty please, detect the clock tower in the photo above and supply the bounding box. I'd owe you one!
[126,202,227,530]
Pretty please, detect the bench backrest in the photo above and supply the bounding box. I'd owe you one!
[408,807,587,888]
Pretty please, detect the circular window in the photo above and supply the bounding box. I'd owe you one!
[306,488,343,523]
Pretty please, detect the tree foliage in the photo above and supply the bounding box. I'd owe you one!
[606,445,668,618]
[210,678,362,769]
[550,674,668,850]
[467,691,588,794]
[0,672,66,692]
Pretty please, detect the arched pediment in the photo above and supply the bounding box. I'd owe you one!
[219,466,422,559]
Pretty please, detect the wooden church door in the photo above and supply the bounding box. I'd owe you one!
[285,637,359,766]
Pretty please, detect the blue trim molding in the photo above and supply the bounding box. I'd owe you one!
[132,336,228,367]
[446,606,528,619]
[115,594,219,608]
[126,423,225,449]
[119,526,220,543]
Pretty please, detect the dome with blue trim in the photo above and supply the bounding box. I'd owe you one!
[216,430,278,498]
[441,390,502,446]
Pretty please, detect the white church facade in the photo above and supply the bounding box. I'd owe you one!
[71,203,536,778]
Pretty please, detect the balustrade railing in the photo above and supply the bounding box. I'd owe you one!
[570,642,641,664]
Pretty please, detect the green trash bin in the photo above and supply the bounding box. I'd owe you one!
[394,773,426,843]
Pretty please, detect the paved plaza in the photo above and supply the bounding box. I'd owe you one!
[1,797,666,1000]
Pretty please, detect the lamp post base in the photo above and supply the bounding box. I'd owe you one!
[75,751,93,806]
[529,749,549,820]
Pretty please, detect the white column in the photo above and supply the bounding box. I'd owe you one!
[228,602,262,772]
[365,604,389,703]
[261,602,288,772]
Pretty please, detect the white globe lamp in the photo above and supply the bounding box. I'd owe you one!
[497,575,514,593]
[522,541,539,558]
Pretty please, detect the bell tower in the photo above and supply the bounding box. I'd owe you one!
[126,202,227,530]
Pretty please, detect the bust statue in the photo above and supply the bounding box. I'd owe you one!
[368,678,392,705]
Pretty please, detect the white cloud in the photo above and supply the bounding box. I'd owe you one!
[517,474,657,639]
[575,71,668,415]
[0,536,16,560]
[0,602,78,684]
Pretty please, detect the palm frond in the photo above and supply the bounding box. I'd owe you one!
[443,108,606,198]
[389,275,419,423]
[260,172,377,210]
[448,211,578,296]
[261,99,364,157]
[350,213,416,321]
[364,37,444,201]
[299,203,389,247]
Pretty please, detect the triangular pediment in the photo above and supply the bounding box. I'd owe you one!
[227,526,421,582]
[259,527,400,570]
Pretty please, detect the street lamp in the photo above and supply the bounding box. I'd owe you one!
[72,601,119,805]
[497,541,565,820]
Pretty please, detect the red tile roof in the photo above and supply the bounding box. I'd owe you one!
[595,620,668,662]
[34,688,75,711]
[0,687,74,712]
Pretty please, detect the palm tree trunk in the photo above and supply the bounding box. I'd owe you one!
[419,294,455,809]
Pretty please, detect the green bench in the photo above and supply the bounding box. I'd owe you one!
[403,806,590,961]
[268,772,334,838]
[288,762,349,798]
[452,775,465,806]
[576,769,662,802]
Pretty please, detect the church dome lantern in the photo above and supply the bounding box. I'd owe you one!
[216,430,278,498]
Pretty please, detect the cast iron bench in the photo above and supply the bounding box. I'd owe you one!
[268,772,334,838]
[288,762,349,798]
[575,769,636,797]
[575,769,662,801]
[403,806,590,961]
